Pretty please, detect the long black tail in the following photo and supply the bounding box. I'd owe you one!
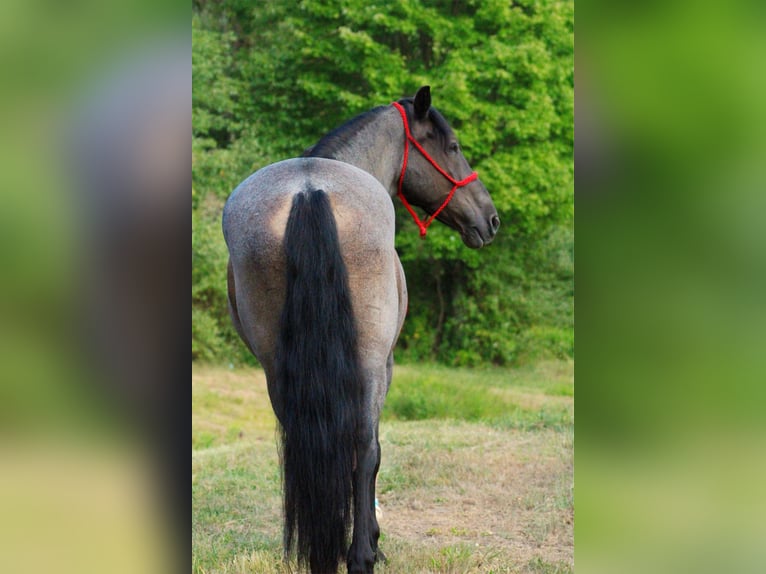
[275,189,362,574]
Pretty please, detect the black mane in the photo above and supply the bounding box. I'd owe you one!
[304,99,455,159]
[305,105,387,158]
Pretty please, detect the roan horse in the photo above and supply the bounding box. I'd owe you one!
[222,86,499,574]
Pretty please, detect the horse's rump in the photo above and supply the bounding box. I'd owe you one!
[223,159,402,373]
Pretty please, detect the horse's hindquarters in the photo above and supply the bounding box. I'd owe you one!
[222,158,402,388]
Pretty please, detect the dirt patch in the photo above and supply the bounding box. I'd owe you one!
[377,421,573,569]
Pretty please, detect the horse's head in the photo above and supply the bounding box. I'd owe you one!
[397,86,500,248]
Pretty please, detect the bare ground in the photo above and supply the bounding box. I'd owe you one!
[377,421,573,571]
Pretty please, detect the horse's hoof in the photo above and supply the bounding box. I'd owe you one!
[375,548,388,564]
[347,561,375,574]
[347,547,377,573]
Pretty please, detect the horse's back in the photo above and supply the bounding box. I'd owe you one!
[222,157,404,378]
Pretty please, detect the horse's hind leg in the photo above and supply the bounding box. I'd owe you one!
[348,367,388,573]
[348,421,382,574]
[372,351,396,565]
[369,424,386,564]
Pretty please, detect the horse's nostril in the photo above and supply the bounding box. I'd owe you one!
[490,214,501,233]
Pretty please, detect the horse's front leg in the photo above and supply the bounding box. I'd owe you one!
[347,424,381,574]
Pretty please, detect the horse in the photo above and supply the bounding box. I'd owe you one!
[222,86,499,574]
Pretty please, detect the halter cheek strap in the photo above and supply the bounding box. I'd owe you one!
[392,101,478,237]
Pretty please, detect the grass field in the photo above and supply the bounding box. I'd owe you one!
[192,361,573,573]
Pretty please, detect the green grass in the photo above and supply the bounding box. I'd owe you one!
[383,360,573,431]
[193,442,282,569]
[192,360,573,573]
[192,365,277,451]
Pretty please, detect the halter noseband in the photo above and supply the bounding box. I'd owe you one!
[392,101,478,237]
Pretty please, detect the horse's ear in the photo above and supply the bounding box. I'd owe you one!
[414,85,431,120]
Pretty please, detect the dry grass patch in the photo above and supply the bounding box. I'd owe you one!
[192,365,276,450]
[377,421,573,571]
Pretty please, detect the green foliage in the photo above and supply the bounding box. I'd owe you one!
[192,0,574,366]
[442,223,574,365]
[192,206,256,364]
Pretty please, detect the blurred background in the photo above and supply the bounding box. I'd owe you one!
[577,1,766,573]
[0,0,188,573]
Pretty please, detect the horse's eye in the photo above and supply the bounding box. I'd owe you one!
[449,142,460,153]
[426,131,435,139]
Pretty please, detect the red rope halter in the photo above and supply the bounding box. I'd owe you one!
[392,101,478,237]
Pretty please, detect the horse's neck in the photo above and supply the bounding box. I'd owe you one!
[325,107,404,198]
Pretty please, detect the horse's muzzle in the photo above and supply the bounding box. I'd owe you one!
[463,214,499,248]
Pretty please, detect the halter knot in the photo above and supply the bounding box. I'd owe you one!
[392,101,478,237]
